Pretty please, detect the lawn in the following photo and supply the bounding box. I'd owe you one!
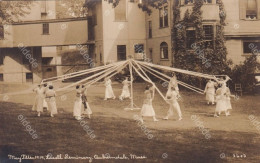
[0,82,260,163]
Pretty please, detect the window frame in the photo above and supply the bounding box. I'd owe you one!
[0,25,4,40]
[117,45,127,61]
[42,23,49,35]
[26,73,33,83]
[186,28,196,50]
[159,5,169,28]
[242,41,260,56]
[203,25,214,49]
[160,42,169,60]
[246,0,258,20]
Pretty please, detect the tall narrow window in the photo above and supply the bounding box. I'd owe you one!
[43,23,49,35]
[0,74,3,81]
[0,55,4,65]
[117,45,126,61]
[160,42,168,59]
[159,6,168,28]
[0,25,4,40]
[26,73,33,83]
[186,28,196,49]
[115,0,126,21]
[246,0,257,19]
[203,25,214,48]
[159,8,164,28]
[164,6,168,27]
[148,21,152,38]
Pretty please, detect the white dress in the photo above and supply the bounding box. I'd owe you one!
[105,79,115,99]
[166,90,182,118]
[204,81,216,103]
[215,87,228,113]
[120,80,130,99]
[45,90,57,115]
[73,91,82,117]
[32,87,45,112]
[141,90,155,117]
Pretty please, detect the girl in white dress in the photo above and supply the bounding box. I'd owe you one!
[140,85,159,123]
[81,85,92,119]
[104,77,116,100]
[119,77,131,100]
[204,80,217,105]
[163,87,182,121]
[73,85,82,120]
[45,85,57,117]
[32,85,45,117]
[214,83,234,117]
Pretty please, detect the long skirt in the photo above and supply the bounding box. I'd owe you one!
[46,97,57,115]
[82,102,92,115]
[141,104,155,117]
[105,85,115,99]
[32,96,43,112]
[206,88,215,102]
[167,102,182,118]
[73,99,82,117]
[43,99,49,110]
[226,97,232,110]
[120,86,130,98]
[215,96,227,113]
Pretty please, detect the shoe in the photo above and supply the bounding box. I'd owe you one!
[214,114,219,118]
[37,113,40,117]
[51,114,54,117]
[113,97,116,100]
[212,103,215,105]
[153,118,159,122]
[104,98,107,101]
[163,117,168,120]
[178,117,182,121]
[207,102,210,105]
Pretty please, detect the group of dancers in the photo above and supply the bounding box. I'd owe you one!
[204,76,236,117]
[32,72,235,122]
[32,83,57,117]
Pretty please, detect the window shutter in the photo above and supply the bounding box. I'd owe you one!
[239,0,247,19]
[257,0,260,19]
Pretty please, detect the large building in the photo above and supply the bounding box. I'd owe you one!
[0,0,260,83]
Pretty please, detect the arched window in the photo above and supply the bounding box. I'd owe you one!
[160,42,168,59]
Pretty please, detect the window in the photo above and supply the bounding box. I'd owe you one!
[203,25,214,48]
[148,21,152,38]
[246,0,257,19]
[42,23,49,35]
[115,0,126,21]
[41,0,47,13]
[185,0,194,5]
[159,6,168,28]
[0,74,3,81]
[186,28,196,49]
[204,0,212,3]
[160,42,168,59]
[0,55,4,65]
[117,45,126,61]
[243,41,260,54]
[134,44,144,53]
[26,73,33,83]
[0,25,4,40]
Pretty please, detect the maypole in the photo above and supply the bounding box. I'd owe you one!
[124,59,140,111]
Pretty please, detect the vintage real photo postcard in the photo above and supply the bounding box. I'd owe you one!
[0,0,260,162]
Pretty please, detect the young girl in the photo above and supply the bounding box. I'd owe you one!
[214,83,235,117]
[163,87,182,121]
[73,85,82,120]
[81,85,92,119]
[119,77,131,100]
[140,84,159,123]
[204,79,217,105]
[45,85,57,117]
[104,77,116,100]
[32,84,45,117]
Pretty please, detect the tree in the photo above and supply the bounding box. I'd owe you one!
[0,1,33,25]
[56,0,88,19]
